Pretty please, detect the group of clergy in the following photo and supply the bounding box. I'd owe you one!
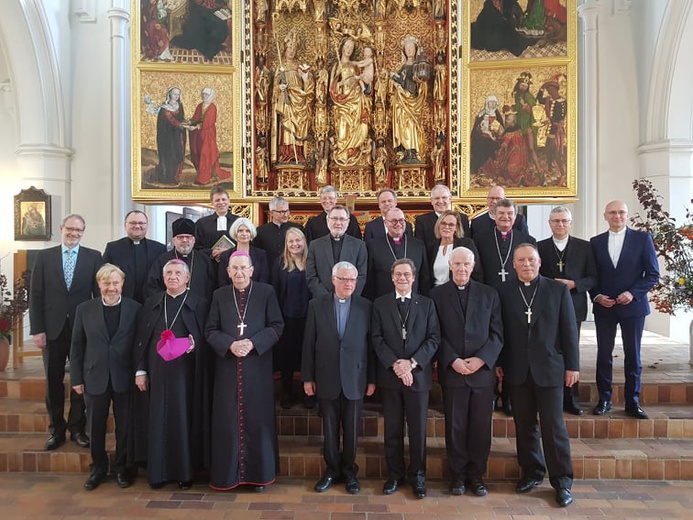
[29,184,658,509]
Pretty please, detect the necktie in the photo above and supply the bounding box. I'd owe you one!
[64,250,75,289]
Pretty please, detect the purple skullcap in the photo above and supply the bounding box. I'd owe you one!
[231,250,251,259]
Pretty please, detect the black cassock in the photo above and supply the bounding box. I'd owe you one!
[145,250,217,303]
[130,290,211,484]
[205,282,284,490]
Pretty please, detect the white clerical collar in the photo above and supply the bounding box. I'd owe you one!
[167,289,188,298]
[553,236,568,245]
[609,227,627,237]
[395,291,412,301]
[457,282,469,290]
[132,240,141,245]
[102,296,122,307]
[334,295,350,304]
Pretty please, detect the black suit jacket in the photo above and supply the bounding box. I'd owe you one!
[29,245,103,339]
[371,293,439,391]
[306,234,368,298]
[538,236,597,322]
[364,216,413,243]
[430,280,503,387]
[194,212,239,252]
[469,210,528,238]
[364,235,430,299]
[305,213,362,242]
[497,276,579,387]
[103,237,167,302]
[414,211,470,250]
[302,294,375,400]
[70,297,141,394]
[473,227,536,290]
[427,237,484,285]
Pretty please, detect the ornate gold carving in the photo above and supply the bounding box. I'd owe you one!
[332,167,372,192]
[393,164,427,191]
[276,164,310,191]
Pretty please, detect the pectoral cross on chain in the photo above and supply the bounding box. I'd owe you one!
[498,268,509,282]
[401,326,407,340]
[557,259,565,271]
[237,321,247,336]
[525,308,532,324]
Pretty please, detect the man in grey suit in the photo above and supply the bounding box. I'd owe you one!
[29,214,103,451]
[302,261,375,495]
[306,205,368,298]
[70,264,141,490]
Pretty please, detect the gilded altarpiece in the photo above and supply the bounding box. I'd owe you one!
[246,0,460,202]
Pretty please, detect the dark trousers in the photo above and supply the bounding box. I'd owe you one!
[381,386,428,484]
[509,373,573,490]
[594,313,644,406]
[42,321,86,437]
[442,384,495,481]
[564,321,582,409]
[319,392,362,479]
[276,317,305,394]
[84,381,129,475]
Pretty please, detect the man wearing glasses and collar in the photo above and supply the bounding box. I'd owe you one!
[253,196,304,269]
[306,205,367,298]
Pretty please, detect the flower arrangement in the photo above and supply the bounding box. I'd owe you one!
[0,259,29,342]
[630,179,693,315]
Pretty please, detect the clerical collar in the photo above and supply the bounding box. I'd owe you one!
[390,235,403,244]
[496,228,512,237]
[609,227,627,237]
[520,277,539,287]
[331,234,342,242]
[553,236,568,245]
[395,291,412,301]
[102,296,122,307]
[132,240,141,245]
[456,282,469,290]
[166,289,188,298]
[334,295,350,304]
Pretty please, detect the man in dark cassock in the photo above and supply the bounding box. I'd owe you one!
[103,210,166,303]
[430,247,503,497]
[372,259,439,499]
[253,196,304,269]
[303,261,376,495]
[205,251,284,491]
[304,185,362,242]
[194,187,239,260]
[470,0,531,57]
[145,217,217,302]
[538,206,597,415]
[496,244,579,508]
[365,207,430,300]
[132,259,210,490]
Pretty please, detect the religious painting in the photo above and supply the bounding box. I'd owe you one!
[461,0,577,200]
[131,0,242,202]
[14,186,51,241]
[468,0,570,62]
[245,0,460,200]
[137,0,234,65]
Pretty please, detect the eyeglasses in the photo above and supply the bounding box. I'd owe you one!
[334,276,357,283]
[174,235,194,241]
[387,219,406,225]
[272,209,290,215]
[549,219,571,225]
[63,227,84,233]
[329,217,349,222]
[393,272,413,279]
[439,222,457,228]
[607,211,628,216]
[126,221,148,226]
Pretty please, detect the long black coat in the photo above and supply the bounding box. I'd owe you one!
[365,235,430,299]
[103,237,166,303]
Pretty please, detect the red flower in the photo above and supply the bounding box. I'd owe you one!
[0,317,9,333]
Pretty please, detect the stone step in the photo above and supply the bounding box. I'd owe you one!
[3,396,692,440]
[1,432,692,481]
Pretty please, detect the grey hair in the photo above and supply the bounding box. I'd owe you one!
[61,214,86,228]
[230,217,257,239]
[162,259,190,276]
[319,185,338,197]
[269,196,288,211]
[332,261,357,277]
[549,206,572,219]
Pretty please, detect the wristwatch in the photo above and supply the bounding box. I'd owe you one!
[410,358,418,369]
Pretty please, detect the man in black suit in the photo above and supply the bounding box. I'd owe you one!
[146,217,217,303]
[194,186,239,260]
[29,214,103,451]
[538,206,597,415]
[372,259,439,499]
[496,244,579,508]
[253,196,304,269]
[306,205,368,298]
[430,247,503,497]
[365,208,430,299]
[414,184,470,249]
[70,264,141,490]
[103,210,166,303]
[473,198,535,415]
[304,185,362,242]
[364,188,413,243]
[469,185,528,238]
[302,261,376,495]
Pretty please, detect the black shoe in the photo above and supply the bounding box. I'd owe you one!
[466,477,488,496]
[254,485,266,493]
[564,404,584,416]
[625,405,649,419]
[303,395,317,410]
[149,482,166,489]
[314,476,334,493]
[71,432,90,448]
[516,477,543,493]
[450,479,465,495]
[593,401,612,415]
[116,471,132,488]
[178,481,192,490]
[84,472,105,491]
[345,476,360,494]
[412,483,427,499]
[45,434,65,451]
[382,476,402,495]
[556,487,573,507]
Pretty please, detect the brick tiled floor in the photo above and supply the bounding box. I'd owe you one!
[1,474,693,518]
